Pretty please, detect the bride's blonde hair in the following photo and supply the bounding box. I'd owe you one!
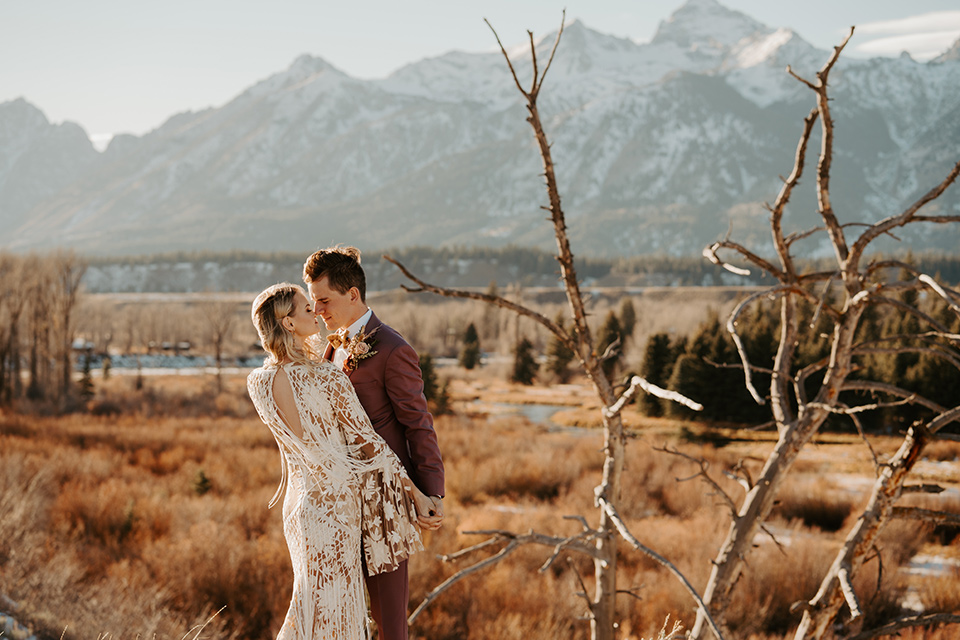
[251,283,322,367]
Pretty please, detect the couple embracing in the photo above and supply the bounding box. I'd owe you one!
[247,246,445,640]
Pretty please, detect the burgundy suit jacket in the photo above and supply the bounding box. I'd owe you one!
[323,311,444,497]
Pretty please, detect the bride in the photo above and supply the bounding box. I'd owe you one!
[246,283,438,639]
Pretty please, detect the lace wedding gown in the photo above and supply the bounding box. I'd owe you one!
[247,361,423,640]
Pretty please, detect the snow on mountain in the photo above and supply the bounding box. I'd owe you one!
[2,0,959,258]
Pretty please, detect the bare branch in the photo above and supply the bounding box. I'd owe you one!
[726,288,802,406]
[892,506,960,527]
[854,344,960,373]
[770,107,819,274]
[813,27,857,265]
[838,565,862,620]
[483,18,528,97]
[598,336,621,363]
[919,273,960,316]
[840,380,947,414]
[598,497,728,640]
[657,446,738,518]
[844,613,960,640]
[845,405,881,473]
[527,30,538,95]
[409,537,523,624]
[383,254,577,353]
[605,375,703,418]
[850,157,960,265]
[807,395,918,416]
[533,10,566,96]
[865,294,955,335]
[902,484,945,494]
[784,225,825,247]
[786,65,817,90]
[912,214,960,224]
[703,241,784,279]
[409,526,605,625]
[567,557,596,615]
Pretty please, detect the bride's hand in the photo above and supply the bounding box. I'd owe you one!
[411,488,443,531]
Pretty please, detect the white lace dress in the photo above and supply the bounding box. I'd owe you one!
[247,361,423,640]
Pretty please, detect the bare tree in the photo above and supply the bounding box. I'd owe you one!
[0,254,27,403]
[385,14,715,640]
[199,298,240,393]
[691,27,960,640]
[51,251,88,407]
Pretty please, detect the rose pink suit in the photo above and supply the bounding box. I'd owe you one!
[322,311,444,640]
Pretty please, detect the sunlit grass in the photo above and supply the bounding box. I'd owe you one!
[1,372,959,639]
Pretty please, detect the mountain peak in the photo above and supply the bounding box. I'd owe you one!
[652,0,767,50]
[932,37,960,63]
[286,54,344,79]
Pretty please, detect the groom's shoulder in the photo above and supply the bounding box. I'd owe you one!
[374,319,410,349]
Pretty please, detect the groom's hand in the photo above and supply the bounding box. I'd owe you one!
[417,496,444,530]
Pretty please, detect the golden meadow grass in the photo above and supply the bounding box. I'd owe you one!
[2,373,959,639]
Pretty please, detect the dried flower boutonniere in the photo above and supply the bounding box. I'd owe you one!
[340,325,379,373]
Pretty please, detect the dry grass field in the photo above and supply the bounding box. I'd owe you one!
[2,370,960,640]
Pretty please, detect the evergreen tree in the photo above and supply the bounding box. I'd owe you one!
[434,379,452,416]
[420,353,438,401]
[511,337,539,385]
[193,469,213,496]
[459,322,481,369]
[619,298,637,341]
[596,310,623,379]
[545,311,576,383]
[638,333,674,417]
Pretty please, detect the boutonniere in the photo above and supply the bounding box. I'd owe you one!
[334,325,379,373]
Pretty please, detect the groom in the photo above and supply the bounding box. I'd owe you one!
[303,245,444,640]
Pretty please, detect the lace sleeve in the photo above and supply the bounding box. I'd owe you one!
[326,368,424,574]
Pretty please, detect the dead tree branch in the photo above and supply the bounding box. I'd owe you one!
[409,525,604,625]
[604,375,703,418]
[843,613,960,640]
[382,254,577,354]
[892,506,960,527]
[597,497,728,640]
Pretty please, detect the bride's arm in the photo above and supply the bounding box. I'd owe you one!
[328,369,442,529]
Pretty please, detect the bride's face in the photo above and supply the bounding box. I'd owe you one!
[285,290,320,339]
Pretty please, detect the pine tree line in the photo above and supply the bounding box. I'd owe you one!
[637,283,960,431]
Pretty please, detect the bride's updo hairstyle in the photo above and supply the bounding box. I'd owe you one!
[251,283,321,367]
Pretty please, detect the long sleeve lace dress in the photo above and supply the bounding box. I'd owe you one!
[247,361,423,640]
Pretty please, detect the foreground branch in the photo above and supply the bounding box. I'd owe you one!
[605,375,703,418]
[382,254,576,353]
[408,526,604,625]
[597,497,727,640]
[844,613,960,640]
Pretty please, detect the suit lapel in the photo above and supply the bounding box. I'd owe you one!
[347,311,383,381]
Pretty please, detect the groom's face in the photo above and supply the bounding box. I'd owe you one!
[308,276,357,331]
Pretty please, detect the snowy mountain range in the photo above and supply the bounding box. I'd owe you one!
[2,0,959,257]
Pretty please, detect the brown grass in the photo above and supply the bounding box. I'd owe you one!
[2,373,960,639]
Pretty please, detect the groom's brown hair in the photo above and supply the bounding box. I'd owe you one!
[303,246,367,302]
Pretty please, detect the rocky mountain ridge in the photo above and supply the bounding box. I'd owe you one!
[2,0,959,257]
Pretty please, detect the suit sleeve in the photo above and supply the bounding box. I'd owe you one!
[383,341,445,497]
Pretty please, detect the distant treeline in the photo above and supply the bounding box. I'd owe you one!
[83,246,960,294]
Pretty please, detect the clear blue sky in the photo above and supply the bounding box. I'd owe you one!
[2,0,958,142]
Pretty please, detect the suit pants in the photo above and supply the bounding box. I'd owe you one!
[364,559,409,640]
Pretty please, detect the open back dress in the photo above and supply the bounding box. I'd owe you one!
[247,361,423,639]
